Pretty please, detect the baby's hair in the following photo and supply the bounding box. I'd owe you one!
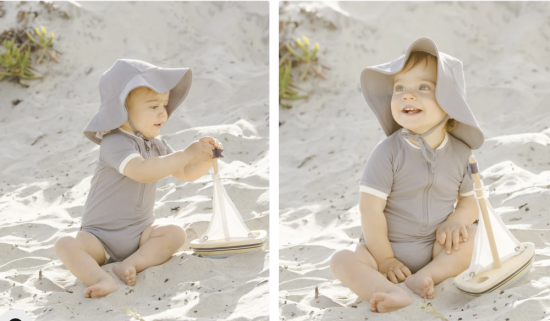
[392,51,458,132]
[126,87,169,106]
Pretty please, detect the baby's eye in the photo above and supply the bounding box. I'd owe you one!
[420,85,430,90]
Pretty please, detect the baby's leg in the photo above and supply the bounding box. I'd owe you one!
[113,223,186,286]
[405,226,477,299]
[54,232,119,298]
[330,244,413,313]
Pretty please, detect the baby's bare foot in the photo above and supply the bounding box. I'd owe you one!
[370,291,413,313]
[405,271,435,299]
[84,277,119,298]
[113,261,137,286]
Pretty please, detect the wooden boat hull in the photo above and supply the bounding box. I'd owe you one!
[190,230,267,256]
[454,242,535,298]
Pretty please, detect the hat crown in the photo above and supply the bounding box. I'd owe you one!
[98,59,160,105]
[124,59,159,73]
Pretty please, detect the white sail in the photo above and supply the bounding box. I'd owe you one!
[462,181,527,281]
[198,173,255,242]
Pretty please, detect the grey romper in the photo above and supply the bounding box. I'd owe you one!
[358,128,477,274]
[80,127,175,263]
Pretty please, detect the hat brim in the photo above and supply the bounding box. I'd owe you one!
[84,67,192,145]
[360,37,484,150]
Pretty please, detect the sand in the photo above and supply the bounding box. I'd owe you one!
[0,1,269,320]
[279,1,550,320]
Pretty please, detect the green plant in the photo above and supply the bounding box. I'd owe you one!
[286,36,321,81]
[0,39,42,87]
[122,307,145,321]
[279,35,326,108]
[26,26,55,64]
[279,57,308,108]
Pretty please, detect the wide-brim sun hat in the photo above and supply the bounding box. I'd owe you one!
[84,59,192,145]
[360,37,484,151]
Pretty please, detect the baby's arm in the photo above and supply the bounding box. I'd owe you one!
[124,151,190,183]
[360,192,395,264]
[445,194,478,227]
[360,192,412,283]
[171,156,213,182]
[124,140,214,183]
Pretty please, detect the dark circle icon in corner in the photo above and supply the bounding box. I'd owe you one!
[0,309,31,321]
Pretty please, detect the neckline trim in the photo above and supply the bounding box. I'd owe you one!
[118,127,138,137]
[401,128,449,150]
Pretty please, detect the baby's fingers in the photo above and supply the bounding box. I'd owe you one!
[438,231,446,246]
[201,145,214,158]
[453,229,460,251]
[198,136,215,144]
[401,265,412,277]
[445,232,453,254]
[387,271,398,284]
[461,226,469,242]
[392,268,407,283]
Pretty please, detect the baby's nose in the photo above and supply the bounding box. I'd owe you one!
[402,93,417,99]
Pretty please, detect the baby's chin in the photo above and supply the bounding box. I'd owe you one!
[140,129,160,139]
[395,119,434,134]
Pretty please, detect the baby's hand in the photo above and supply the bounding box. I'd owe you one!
[436,220,468,255]
[182,140,213,164]
[378,257,412,284]
[198,136,223,150]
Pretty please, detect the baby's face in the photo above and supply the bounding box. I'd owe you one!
[390,58,447,135]
[126,88,169,138]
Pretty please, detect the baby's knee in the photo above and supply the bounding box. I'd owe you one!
[330,250,353,276]
[165,225,186,247]
[54,235,76,255]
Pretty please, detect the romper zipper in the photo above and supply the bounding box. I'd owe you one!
[422,162,435,230]
[135,183,145,211]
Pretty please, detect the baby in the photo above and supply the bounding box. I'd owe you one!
[54,59,223,298]
[330,38,485,313]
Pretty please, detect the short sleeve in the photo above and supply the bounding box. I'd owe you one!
[359,141,394,200]
[458,161,483,197]
[99,133,142,175]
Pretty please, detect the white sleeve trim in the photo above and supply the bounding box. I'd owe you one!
[119,153,142,175]
[359,185,388,200]
[459,190,475,197]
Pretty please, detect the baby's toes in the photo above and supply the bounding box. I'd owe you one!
[84,286,94,298]
[426,287,435,299]
[370,298,378,312]
[125,268,136,285]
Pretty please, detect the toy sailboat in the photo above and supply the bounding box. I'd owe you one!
[454,155,535,298]
[190,148,267,258]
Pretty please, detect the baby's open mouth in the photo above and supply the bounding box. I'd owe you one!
[154,123,163,127]
[402,107,422,115]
